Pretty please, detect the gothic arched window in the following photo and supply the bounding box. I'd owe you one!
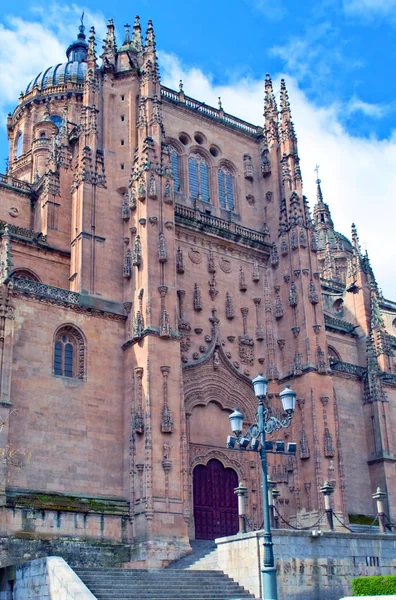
[170,147,180,192]
[11,269,40,282]
[328,346,341,364]
[15,133,23,159]
[218,166,234,211]
[188,153,210,202]
[53,325,86,379]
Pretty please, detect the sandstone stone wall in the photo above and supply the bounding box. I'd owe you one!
[216,529,396,600]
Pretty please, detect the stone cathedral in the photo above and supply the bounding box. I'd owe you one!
[0,16,395,567]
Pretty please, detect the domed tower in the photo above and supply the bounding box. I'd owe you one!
[7,18,88,182]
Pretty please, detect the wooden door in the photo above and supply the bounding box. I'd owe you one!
[193,459,239,540]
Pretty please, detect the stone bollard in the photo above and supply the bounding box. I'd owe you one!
[372,487,387,534]
[320,481,335,531]
[234,481,248,534]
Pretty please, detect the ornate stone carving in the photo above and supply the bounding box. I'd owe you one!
[293,350,302,376]
[310,231,318,252]
[208,274,218,301]
[123,249,132,279]
[266,191,273,203]
[246,194,255,205]
[159,285,171,338]
[138,180,146,201]
[225,292,234,320]
[309,280,319,305]
[132,235,142,267]
[239,266,247,292]
[290,228,298,251]
[270,243,279,267]
[177,290,190,331]
[176,246,184,274]
[191,283,202,312]
[148,173,157,199]
[273,286,283,319]
[289,282,298,307]
[316,345,327,374]
[122,193,130,221]
[299,229,307,248]
[243,154,254,180]
[297,398,310,459]
[208,249,216,274]
[239,307,254,366]
[160,366,173,433]
[320,396,335,457]
[261,149,271,176]
[253,297,265,341]
[134,367,144,434]
[252,260,260,282]
[280,236,288,256]
[158,232,168,263]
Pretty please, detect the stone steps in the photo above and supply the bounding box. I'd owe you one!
[167,540,220,570]
[74,567,256,600]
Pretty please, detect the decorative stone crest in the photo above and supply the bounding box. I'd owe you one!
[188,248,202,264]
[219,257,232,273]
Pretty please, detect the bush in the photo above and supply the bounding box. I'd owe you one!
[351,575,396,596]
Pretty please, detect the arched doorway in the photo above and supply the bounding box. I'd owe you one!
[193,459,239,540]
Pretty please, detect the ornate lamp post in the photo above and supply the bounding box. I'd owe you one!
[227,374,296,600]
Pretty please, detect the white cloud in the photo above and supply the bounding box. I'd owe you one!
[160,53,396,300]
[346,96,391,118]
[344,0,396,17]
[0,6,107,114]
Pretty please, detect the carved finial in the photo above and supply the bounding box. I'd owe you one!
[132,16,143,51]
[280,79,291,113]
[315,165,324,203]
[218,96,223,110]
[351,223,361,252]
[124,23,131,44]
[88,26,96,62]
[146,19,156,49]
[179,79,184,93]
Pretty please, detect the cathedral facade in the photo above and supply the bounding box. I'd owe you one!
[0,16,395,567]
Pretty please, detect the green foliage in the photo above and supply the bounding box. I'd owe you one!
[351,575,396,596]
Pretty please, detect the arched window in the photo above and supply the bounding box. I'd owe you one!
[189,153,210,202]
[218,166,234,211]
[328,346,341,364]
[11,269,40,282]
[15,133,23,159]
[53,325,86,379]
[170,147,180,192]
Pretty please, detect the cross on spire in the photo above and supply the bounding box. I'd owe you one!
[314,164,321,184]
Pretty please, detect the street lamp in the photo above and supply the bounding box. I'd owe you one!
[227,374,296,600]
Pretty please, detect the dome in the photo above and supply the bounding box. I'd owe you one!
[24,18,88,95]
[25,61,87,94]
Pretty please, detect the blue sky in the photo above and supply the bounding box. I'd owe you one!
[0,0,395,298]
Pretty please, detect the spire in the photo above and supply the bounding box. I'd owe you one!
[102,18,117,68]
[87,26,97,66]
[351,223,361,253]
[132,16,143,52]
[142,19,160,84]
[124,23,131,45]
[279,78,296,142]
[145,19,156,51]
[312,172,334,229]
[66,14,88,62]
[264,74,278,146]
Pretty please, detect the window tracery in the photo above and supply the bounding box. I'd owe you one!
[188,152,210,202]
[218,165,234,211]
[53,325,86,379]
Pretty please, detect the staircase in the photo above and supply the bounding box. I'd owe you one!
[74,567,256,600]
[167,540,220,570]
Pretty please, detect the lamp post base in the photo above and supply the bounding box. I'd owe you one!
[261,566,278,600]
